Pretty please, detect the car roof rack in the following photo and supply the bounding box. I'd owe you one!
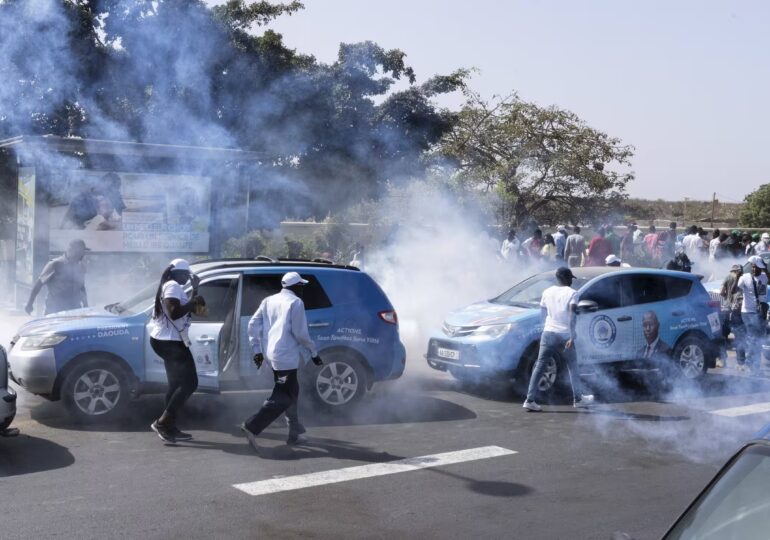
[191,258,361,272]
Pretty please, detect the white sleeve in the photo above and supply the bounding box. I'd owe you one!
[290,299,318,357]
[162,281,185,301]
[247,300,266,355]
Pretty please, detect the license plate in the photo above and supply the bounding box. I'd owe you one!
[437,347,460,360]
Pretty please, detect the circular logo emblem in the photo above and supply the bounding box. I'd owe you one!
[589,315,617,348]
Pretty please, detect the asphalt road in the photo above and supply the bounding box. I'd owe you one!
[3,353,770,540]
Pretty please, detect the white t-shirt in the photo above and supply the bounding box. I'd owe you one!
[682,234,705,258]
[708,237,720,260]
[149,281,191,341]
[540,285,577,336]
[737,273,768,313]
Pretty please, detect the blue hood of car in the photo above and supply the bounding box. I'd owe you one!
[444,301,539,327]
[16,307,142,337]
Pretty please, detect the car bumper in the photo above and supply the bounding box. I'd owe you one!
[0,386,17,429]
[383,341,407,381]
[426,338,512,375]
[8,347,57,395]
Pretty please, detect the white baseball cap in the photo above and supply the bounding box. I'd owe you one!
[282,271,309,287]
[170,258,191,272]
[748,255,767,269]
[605,254,622,265]
[762,233,770,240]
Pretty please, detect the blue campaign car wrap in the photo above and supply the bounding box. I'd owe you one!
[427,267,722,390]
[9,261,405,421]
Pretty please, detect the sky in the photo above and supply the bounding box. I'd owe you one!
[208,0,770,202]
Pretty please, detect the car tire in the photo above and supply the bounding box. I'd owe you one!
[524,349,564,399]
[672,335,709,380]
[0,414,15,431]
[303,353,367,410]
[61,358,131,423]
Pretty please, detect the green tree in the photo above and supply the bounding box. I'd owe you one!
[433,92,635,228]
[740,184,770,227]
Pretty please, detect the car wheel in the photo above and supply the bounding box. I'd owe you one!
[0,414,15,431]
[61,358,131,423]
[526,352,560,396]
[673,336,708,380]
[305,354,367,409]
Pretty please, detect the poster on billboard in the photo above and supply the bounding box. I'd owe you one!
[47,170,211,252]
[16,167,36,285]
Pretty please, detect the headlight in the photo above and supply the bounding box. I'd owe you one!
[470,324,513,339]
[19,334,68,350]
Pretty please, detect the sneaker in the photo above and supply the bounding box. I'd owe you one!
[715,359,725,368]
[574,394,595,408]
[287,434,308,446]
[522,400,542,412]
[169,427,193,441]
[151,421,176,444]
[239,423,260,453]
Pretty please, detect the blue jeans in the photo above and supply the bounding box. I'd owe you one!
[526,331,583,403]
[742,312,764,369]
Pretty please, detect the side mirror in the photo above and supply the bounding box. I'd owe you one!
[576,299,599,314]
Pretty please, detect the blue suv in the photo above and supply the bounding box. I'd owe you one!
[9,260,405,422]
[427,268,722,394]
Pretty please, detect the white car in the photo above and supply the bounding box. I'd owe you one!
[1,344,17,431]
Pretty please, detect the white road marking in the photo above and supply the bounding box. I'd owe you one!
[710,402,770,417]
[233,445,516,496]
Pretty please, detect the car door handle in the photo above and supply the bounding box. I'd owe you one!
[672,311,685,316]
[195,336,216,343]
[308,322,330,328]
[617,316,633,322]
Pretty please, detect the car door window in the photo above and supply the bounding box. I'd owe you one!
[626,275,668,306]
[581,276,625,309]
[241,273,332,316]
[192,278,238,322]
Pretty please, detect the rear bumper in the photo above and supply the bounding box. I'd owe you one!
[8,347,57,395]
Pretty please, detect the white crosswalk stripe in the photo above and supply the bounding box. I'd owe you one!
[233,445,516,496]
[710,402,770,417]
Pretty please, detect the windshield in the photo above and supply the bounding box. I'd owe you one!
[665,444,770,539]
[106,281,158,315]
[491,274,589,307]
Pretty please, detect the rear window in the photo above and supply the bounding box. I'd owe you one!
[240,273,332,316]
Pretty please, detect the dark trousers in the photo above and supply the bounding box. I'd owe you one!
[150,337,199,419]
[245,369,302,436]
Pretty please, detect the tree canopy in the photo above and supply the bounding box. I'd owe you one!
[0,0,465,215]
[740,184,770,228]
[433,92,635,228]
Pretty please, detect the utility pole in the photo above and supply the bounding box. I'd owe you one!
[683,197,689,223]
[711,192,717,230]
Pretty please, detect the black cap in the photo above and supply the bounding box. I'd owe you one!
[555,267,575,281]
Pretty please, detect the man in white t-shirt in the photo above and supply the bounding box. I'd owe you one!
[523,267,594,411]
[737,256,769,374]
[682,226,706,260]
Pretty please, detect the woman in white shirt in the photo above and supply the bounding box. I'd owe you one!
[148,258,205,443]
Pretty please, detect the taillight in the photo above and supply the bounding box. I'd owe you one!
[708,300,721,309]
[378,311,398,325]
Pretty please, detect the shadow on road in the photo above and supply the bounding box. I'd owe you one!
[28,386,477,434]
[0,435,75,477]
[441,368,770,408]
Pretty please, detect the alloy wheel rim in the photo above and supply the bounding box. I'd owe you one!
[316,362,358,405]
[679,345,705,379]
[73,369,121,415]
[537,358,558,391]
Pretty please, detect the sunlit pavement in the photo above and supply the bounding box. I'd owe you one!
[3,356,770,540]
